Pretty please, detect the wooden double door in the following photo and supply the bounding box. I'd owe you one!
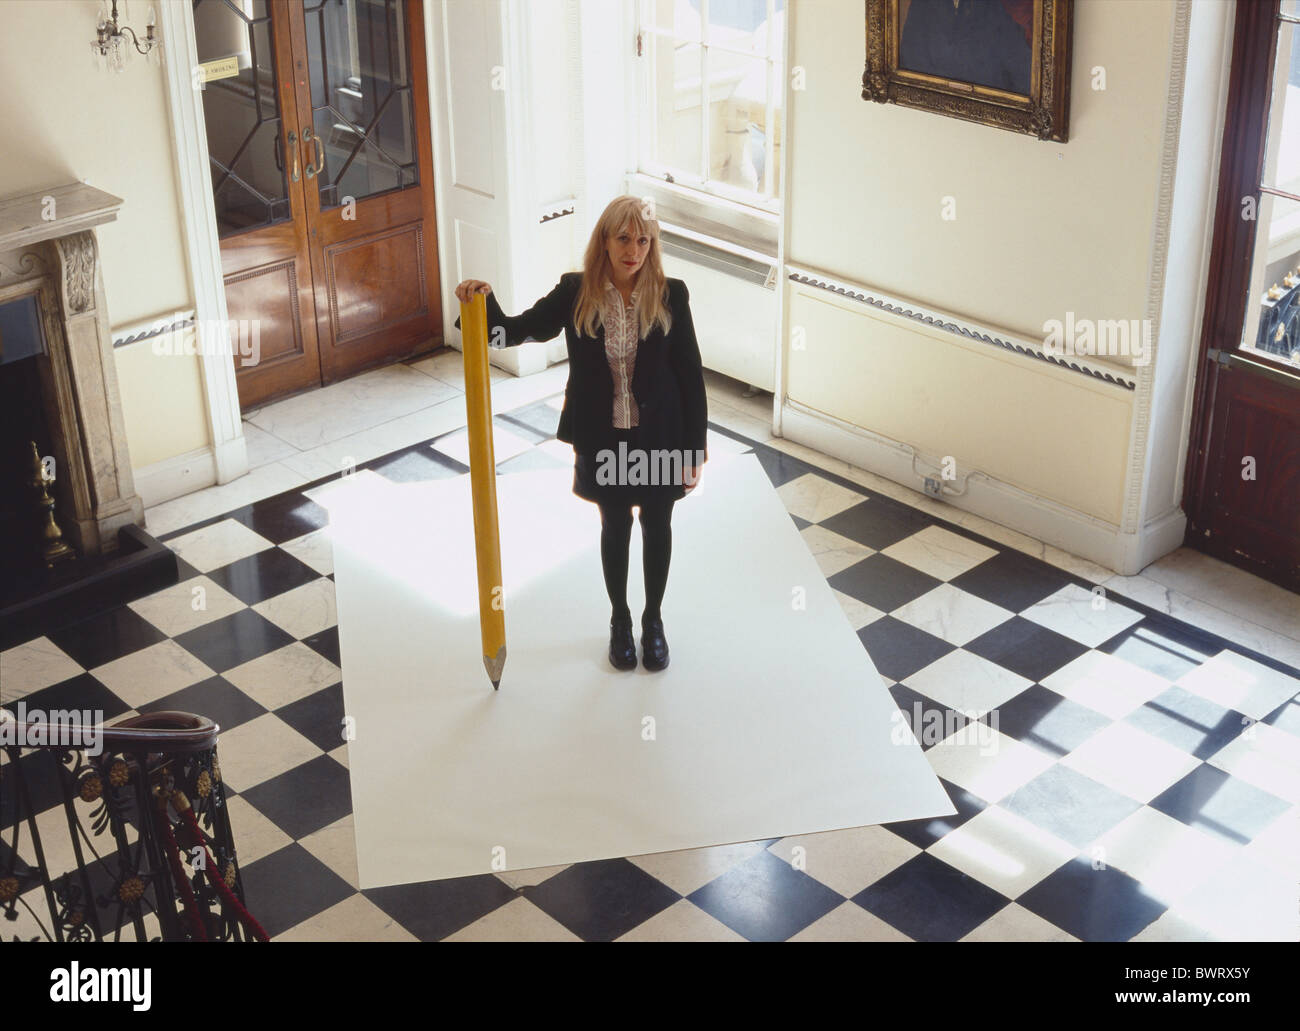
[1184,0,1300,593]
[195,0,442,409]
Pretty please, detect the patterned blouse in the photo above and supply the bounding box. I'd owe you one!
[601,281,641,429]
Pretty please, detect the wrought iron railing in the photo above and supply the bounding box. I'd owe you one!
[0,711,265,941]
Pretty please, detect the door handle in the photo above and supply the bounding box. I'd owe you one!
[287,130,300,182]
[303,128,325,179]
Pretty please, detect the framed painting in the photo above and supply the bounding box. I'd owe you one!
[862,0,1073,142]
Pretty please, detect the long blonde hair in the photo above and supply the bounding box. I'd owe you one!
[572,196,673,340]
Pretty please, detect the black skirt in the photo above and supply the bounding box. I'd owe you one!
[572,425,688,506]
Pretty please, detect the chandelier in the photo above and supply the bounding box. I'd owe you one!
[91,1,160,72]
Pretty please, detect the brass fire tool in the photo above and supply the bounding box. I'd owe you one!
[29,441,75,568]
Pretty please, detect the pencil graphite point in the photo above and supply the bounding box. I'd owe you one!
[484,646,506,690]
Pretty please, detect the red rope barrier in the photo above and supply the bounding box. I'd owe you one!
[159,815,209,941]
[174,796,270,942]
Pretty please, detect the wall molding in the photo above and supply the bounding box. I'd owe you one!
[156,2,248,492]
[786,265,1139,391]
[112,310,196,349]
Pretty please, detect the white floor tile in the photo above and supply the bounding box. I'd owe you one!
[904,648,1033,713]
[892,584,1015,646]
[882,525,999,581]
[1021,583,1143,647]
[1059,721,1200,803]
[1176,650,1300,721]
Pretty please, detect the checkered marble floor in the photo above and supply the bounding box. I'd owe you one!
[3,393,1298,941]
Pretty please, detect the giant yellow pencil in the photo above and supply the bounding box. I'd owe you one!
[459,291,507,689]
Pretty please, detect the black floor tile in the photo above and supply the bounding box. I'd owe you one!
[365,872,519,941]
[1125,686,1248,761]
[16,672,132,725]
[829,553,944,611]
[274,683,346,754]
[1016,856,1167,941]
[46,608,167,669]
[239,755,351,841]
[205,548,321,605]
[138,675,266,734]
[852,852,1010,941]
[239,843,354,938]
[1000,765,1143,847]
[818,497,934,551]
[686,848,844,941]
[964,617,1089,683]
[994,684,1111,757]
[1148,763,1291,845]
[857,616,955,681]
[173,555,202,581]
[0,749,66,829]
[496,403,559,441]
[232,491,331,545]
[1263,696,1300,736]
[747,443,816,488]
[885,778,981,848]
[366,446,466,483]
[1095,616,1218,681]
[300,626,341,667]
[889,682,981,750]
[523,858,680,941]
[949,550,1077,612]
[172,609,296,674]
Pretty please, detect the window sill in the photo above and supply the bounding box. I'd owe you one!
[627,171,778,257]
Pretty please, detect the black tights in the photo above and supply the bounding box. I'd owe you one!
[598,499,675,624]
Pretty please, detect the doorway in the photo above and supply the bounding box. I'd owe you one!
[193,0,442,409]
[1185,0,1300,594]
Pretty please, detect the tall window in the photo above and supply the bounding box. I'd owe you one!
[637,0,785,212]
[1244,0,1300,368]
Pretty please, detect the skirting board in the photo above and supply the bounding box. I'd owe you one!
[132,445,218,510]
[779,403,1188,577]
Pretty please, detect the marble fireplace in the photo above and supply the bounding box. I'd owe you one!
[0,183,171,647]
[0,183,145,562]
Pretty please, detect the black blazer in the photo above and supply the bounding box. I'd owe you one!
[455,272,708,463]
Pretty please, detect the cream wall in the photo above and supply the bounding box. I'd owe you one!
[0,0,210,471]
[788,0,1174,356]
[780,0,1197,548]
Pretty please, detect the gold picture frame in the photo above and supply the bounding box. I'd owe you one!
[862,0,1073,142]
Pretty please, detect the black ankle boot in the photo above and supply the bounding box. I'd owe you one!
[609,614,636,670]
[641,614,669,671]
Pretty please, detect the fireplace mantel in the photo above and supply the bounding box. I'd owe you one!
[0,182,124,252]
[0,181,144,558]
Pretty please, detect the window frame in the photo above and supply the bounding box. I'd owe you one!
[634,0,784,219]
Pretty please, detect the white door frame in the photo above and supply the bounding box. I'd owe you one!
[157,0,247,486]
[159,0,545,489]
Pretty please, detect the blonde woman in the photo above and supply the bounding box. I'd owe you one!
[454,196,708,673]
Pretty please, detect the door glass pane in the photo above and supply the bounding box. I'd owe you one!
[194,0,292,238]
[303,0,420,210]
[1243,0,1300,367]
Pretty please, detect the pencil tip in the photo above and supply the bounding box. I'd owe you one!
[484,646,506,690]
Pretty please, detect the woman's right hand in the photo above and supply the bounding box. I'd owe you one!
[454,279,493,303]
